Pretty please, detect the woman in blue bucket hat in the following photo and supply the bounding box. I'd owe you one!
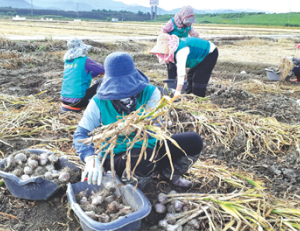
[73,52,203,190]
[60,38,105,112]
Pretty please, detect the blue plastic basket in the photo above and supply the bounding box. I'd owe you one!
[265,69,281,81]
[67,172,152,231]
[0,149,79,200]
[163,79,187,91]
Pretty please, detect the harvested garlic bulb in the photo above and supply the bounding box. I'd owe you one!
[24,166,33,175]
[158,192,168,203]
[15,153,27,165]
[48,154,58,163]
[58,171,70,183]
[155,203,166,214]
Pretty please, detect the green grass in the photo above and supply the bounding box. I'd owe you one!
[157,12,300,27]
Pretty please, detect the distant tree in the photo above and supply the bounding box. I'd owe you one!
[137,11,143,15]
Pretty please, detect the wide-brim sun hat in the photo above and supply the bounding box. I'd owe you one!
[150,34,169,55]
[64,38,91,61]
[97,52,149,100]
[183,16,197,24]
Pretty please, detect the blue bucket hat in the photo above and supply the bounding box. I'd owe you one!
[97,52,149,100]
[63,38,91,61]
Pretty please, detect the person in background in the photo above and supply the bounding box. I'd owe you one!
[60,38,105,112]
[162,5,199,80]
[73,52,203,190]
[150,33,218,97]
[285,57,300,82]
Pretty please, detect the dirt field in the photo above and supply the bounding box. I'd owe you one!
[1,22,300,230]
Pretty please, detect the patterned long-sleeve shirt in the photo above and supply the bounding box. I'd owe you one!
[162,19,199,38]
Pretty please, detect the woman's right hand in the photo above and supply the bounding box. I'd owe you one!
[175,83,183,96]
[82,155,103,185]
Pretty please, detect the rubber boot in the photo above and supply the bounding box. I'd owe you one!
[61,103,83,112]
[285,73,295,82]
[121,170,152,191]
[160,152,200,188]
[291,76,300,82]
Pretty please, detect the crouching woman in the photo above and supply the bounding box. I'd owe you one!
[61,38,105,112]
[73,52,203,190]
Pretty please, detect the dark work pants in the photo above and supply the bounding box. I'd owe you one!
[186,48,219,97]
[103,132,203,179]
[167,62,178,80]
[62,80,102,108]
[293,66,300,77]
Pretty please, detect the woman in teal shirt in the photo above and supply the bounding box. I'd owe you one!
[73,52,203,190]
[162,5,199,80]
[61,38,104,112]
[150,33,218,97]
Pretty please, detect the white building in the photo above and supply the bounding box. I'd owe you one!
[112,18,119,22]
[12,15,26,21]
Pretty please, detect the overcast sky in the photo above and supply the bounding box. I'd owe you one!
[115,0,299,13]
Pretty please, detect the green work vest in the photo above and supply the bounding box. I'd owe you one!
[169,18,191,38]
[61,56,92,98]
[175,37,210,69]
[93,84,158,157]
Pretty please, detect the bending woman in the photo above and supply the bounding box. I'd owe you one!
[150,33,218,97]
[61,38,105,112]
[73,52,203,190]
[162,5,199,80]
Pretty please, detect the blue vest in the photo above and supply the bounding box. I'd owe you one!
[61,57,92,98]
[93,85,157,157]
[169,18,191,38]
[175,37,210,69]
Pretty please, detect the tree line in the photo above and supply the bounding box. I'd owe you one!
[0,7,151,21]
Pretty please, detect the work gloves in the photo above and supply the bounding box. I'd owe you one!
[82,155,103,185]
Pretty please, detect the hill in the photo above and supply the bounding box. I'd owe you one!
[0,0,32,8]
[0,0,267,15]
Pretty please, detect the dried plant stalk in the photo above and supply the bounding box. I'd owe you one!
[163,189,300,230]
[78,95,185,181]
[279,58,294,81]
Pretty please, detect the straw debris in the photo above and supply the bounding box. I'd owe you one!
[156,189,300,230]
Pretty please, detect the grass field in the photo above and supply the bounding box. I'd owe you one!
[158,12,300,27]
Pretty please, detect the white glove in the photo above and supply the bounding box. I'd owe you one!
[82,155,103,185]
[117,121,136,136]
[174,90,181,97]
